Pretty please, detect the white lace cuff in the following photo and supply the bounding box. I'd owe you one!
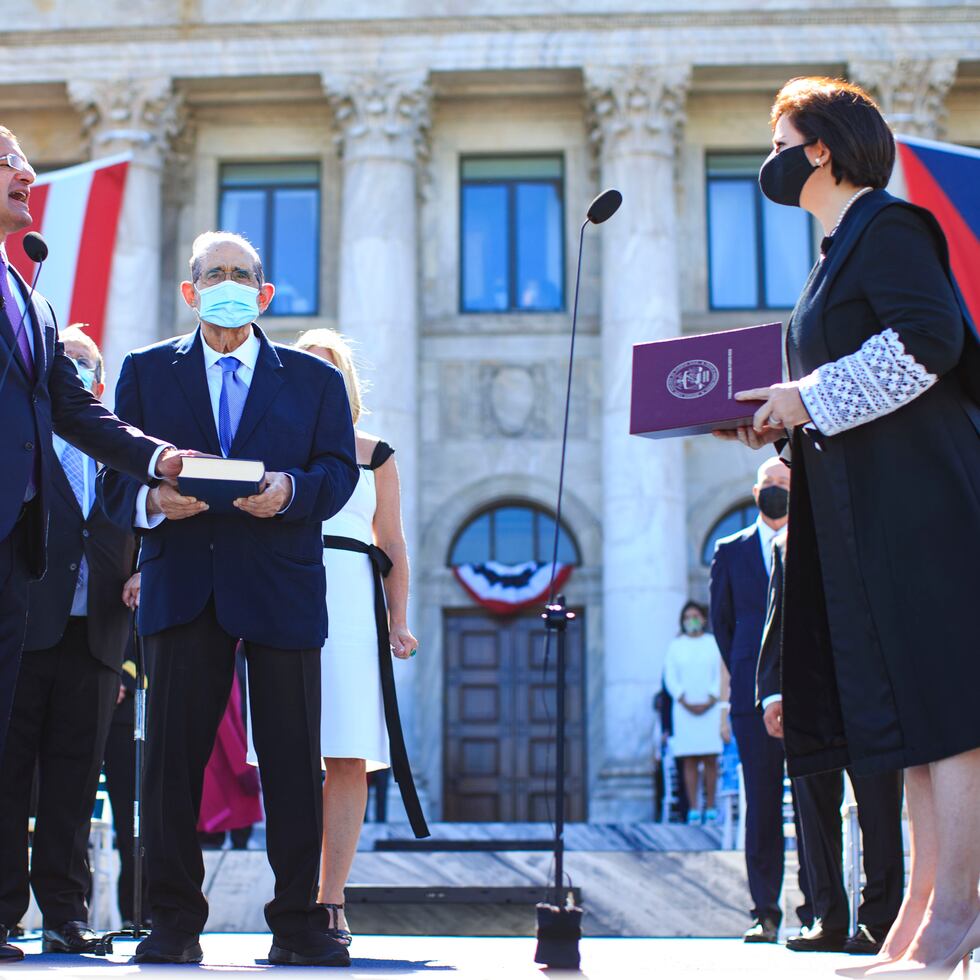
[798,328,937,436]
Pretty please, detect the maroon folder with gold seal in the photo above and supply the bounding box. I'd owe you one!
[630,322,784,439]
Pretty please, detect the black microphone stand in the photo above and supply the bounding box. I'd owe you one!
[95,614,148,955]
[534,190,621,972]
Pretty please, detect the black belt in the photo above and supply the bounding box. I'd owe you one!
[323,535,429,839]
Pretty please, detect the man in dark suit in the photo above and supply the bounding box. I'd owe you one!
[758,532,905,955]
[0,133,183,950]
[100,231,359,967]
[0,326,137,955]
[710,456,811,942]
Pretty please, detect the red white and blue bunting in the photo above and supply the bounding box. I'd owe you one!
[452,561,573,616]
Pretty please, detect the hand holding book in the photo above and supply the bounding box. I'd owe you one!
[233,471,293,518]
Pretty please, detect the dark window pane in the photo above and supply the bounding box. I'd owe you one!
[493,506,535,564]
[537,514,579,565]
[462,184,509,312]
[219,189,267,257]
[762,196,813,307]
[222,162,319,186]
[463,157,562,180]
[701,501,757,565]
[451,515,492,565]
[515,183,563,311]
[708,179,758,308]
[270,188,318,315]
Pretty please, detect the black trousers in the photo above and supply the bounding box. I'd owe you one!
[0,520,31,766]
[731,711,813,925]
[792,768,904,934]
[143,600,324,937]
[102,709,150,925]
[0,617,118,927]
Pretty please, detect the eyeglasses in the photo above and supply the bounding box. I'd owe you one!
[199,268,260,288]
[0,152,36,180]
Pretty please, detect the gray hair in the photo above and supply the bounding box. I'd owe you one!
[189,231,264,284]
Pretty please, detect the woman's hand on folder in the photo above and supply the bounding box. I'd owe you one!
[737,382,811,433]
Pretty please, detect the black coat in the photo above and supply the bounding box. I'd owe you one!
[0,265,162,579]
[709,522,771,717]
[23,454,135,672]
[756,535,786,709]
[780,190,980,778]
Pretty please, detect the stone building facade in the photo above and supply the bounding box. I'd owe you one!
[2,2,977,822]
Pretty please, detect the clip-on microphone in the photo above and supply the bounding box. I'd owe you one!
[0,231,49,397]
[534,189,622,972]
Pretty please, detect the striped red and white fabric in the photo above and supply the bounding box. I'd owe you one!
[453,560,573,616]
[5,153,130,349]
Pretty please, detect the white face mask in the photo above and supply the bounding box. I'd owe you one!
[196,280,261,329]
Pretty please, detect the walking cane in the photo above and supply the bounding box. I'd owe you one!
[94,613,147,955]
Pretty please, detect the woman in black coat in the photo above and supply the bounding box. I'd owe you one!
[715,77,980,977]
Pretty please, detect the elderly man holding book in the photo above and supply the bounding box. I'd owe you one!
[99,231,358,967]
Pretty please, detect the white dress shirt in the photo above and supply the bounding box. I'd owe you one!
[52,435,96,616]
[757,515,787,710]
[135,326,289,528]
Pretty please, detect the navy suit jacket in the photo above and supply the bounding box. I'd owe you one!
[99,326,358,650]
[0,264,163,578]
[709,523,771,717]
[24,457,135,672]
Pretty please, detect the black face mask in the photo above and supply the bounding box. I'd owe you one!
[759,141,819,207]
[758,485,789,520]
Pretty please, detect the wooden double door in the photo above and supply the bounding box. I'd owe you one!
[443,608,586,822]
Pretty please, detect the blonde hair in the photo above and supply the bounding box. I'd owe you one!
[295,328,365,425]
[61,323,104,382]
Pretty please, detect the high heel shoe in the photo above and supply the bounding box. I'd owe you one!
[320,903,352,948]
[863,910,980,979]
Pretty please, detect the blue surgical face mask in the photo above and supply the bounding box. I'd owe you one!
[196,280,261,329]
[69,357,97,392]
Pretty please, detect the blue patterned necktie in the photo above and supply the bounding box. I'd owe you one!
[218,356,247,457]
[61,443,89,597]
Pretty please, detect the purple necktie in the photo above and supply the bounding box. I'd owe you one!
[2,254,40,499]
[0,255,35,382]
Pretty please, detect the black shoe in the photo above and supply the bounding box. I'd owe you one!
[42,920,99,953]
[269,930,351,967]
[134,929,204,964]
[0,924,24,962]
[743,916,779,943]
[786,917,849,952]
[844,924,885,956]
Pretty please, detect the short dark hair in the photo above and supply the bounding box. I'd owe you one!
[770,77,895,189]
[679,600,708,633]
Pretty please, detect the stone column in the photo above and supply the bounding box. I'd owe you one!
[585,65,691,821]
[323,70,430,816]
[850,58,958,139]
[68,77,185,392]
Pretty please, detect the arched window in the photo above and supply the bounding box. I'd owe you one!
[449,503,580,566]
[701,499,757,566]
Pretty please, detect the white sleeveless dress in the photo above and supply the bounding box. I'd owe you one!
[247,458,390,771]
[318,463,390,770]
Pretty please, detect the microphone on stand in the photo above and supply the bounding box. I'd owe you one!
[0,231,49,397]
[535,188,622,972]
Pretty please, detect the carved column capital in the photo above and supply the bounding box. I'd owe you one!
[585,64,691,161]
[850,58,958,139]
[322,70,432,165]
[68,77,186,167]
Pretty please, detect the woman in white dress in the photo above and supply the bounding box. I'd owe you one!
[663,601,725,825]
[294,329,425,946]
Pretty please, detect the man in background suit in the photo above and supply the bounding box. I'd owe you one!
[100,232,359,967]
[710,456,811,942]
[758,532,905,955]
[0,326,136,956]
[0,132,183,958]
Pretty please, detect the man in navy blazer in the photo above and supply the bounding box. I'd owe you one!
[100,232,358,967]
[710,456,810,943]
[0,131,181,961]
